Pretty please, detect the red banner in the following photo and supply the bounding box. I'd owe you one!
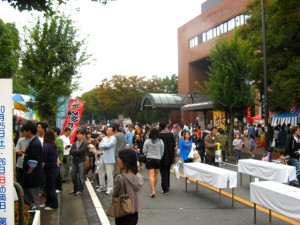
[61,99,85,144]
[247,107,253,124]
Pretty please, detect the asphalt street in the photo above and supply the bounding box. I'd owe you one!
[88,163,296,225]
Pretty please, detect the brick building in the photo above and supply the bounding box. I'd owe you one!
[178,0,250,126]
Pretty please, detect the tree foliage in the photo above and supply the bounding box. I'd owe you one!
[0,19,20,79]
[239,0,300,112]
[80,74,178,124]
[206,34,253,152]
[5,0,114,14]
[18,14,91,123]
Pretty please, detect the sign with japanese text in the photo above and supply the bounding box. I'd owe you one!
[0,79,14,225]
[61,99,85,144]
[213,111,225,129]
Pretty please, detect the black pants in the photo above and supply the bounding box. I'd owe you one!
[115,212,138,225]
[205,155,219,167]
[160,164,171,193]
[55,168,62,191]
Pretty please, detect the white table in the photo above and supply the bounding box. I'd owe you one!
[250,181,300,223]
[238,159,297,185]
[183,163,237,207]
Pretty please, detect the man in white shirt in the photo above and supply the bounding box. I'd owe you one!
[60,127,72,182]
[98,126,117,195]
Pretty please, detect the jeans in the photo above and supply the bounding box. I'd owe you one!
[289,158,300,183]
[61,155,72,181]
[71,161,86,193]
[235,149,241,162]
[44,168,59,208]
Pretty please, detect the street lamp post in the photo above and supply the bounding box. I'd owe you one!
[261,0,269,152]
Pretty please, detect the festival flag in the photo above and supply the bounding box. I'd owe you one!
[61,99,85,144]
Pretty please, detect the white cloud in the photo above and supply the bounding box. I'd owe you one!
[0,0,205,96]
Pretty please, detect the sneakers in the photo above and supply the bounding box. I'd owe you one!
[40,204,46,208]
[44,207,56,211]
[75,191,83,196]
[56,189,61,194]
[252,154,255,159]
[96,188,107,193]
[162,190,169,195]
[105,188,113,195]
[69,191,76,195]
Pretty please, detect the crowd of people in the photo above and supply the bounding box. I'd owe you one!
[13,119,300,224]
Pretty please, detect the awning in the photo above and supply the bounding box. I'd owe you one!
[181,101,213,111]
[140,93,186,110]
[271,106,300,126]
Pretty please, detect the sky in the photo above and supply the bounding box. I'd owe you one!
[0,0,205,97]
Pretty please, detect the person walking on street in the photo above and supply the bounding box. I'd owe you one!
[143,128,164,198]
[158,123,176,195]
[233,133,244,163]
[98,126,117,195]
[69,129,89,196]
[113,149,144,225]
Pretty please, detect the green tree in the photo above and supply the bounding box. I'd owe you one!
[239,0,300,112]
[206,34,253,153]
[0,19,20,79]
[6,0,113,14]
[19,14,91,123]
[80,74,178,124]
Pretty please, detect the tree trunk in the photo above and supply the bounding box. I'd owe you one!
[228,111,235,156]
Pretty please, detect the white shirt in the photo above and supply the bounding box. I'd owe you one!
[60,134,71,156]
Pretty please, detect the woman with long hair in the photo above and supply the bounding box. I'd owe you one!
[113,149,144,225]
[41,130,59,210]
[179,131,193,163]
[143,128,164,198]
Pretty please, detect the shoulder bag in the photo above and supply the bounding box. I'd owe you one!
[106,175,134,218]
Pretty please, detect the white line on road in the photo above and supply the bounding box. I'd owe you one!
[85,180,110,225]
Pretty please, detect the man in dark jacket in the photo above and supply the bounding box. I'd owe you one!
[70,129,89,196]
[22,121,43,210]
[284,126,300,183]
[158,123,176,195]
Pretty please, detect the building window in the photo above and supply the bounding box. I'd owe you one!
[202,32,207,42]
[228,18,235,30]
[189,13,251,48]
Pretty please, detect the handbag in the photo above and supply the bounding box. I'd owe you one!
[138,153,147,163]
[106,175,134,218]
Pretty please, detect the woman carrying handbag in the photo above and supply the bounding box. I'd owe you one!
[108,149,144,225]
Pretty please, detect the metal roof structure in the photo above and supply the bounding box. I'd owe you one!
[181,101,213,111]
[140,93,211,110]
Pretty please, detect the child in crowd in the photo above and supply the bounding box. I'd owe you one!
[233,133,243,163]
[248,134,256,159]
[95,153,101,190]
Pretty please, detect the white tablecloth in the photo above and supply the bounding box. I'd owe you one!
[238,159,296,183]
[251,181,300,221]
[184,163,237,189]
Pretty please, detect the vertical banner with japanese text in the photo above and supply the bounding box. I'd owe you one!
[0,79,13,225]
[61,99,85,144]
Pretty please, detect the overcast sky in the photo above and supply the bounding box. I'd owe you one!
[0,0,205,96]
